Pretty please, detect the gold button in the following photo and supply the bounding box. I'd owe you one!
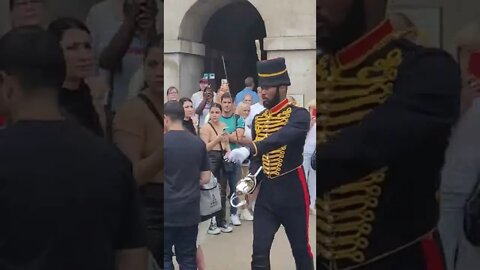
[322,89,332,97]
[318,116,329,123]
[321,236,333,244]
[318,133,327,142]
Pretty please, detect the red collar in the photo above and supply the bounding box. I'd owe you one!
[336,19,394,67]
[270,98,289,114]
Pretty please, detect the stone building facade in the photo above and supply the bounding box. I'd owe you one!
[164,0,316,105]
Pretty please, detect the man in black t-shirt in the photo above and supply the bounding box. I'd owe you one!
[0,26,147,270]
[163,101,211,270]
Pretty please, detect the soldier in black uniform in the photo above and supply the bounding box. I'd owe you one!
[227,58,314,270]
[317,0,461,269]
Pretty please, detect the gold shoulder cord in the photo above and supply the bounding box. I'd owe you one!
[253,108,292,178]
[317,168,387,266]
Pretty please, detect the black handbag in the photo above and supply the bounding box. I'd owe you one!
[208,122,235,173]
[464,177,480,246]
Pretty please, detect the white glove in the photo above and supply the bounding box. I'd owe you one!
[226,147,250,164]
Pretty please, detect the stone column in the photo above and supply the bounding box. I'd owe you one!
[164,39,206,99]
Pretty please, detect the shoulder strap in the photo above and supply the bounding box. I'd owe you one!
[234,114,240,141]
[208,122,225,152]
[138,93,164,128]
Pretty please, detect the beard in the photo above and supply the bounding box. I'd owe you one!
[263,88,281,109]
[317,0,366,53]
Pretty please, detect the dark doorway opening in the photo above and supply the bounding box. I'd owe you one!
[202,1,267,97]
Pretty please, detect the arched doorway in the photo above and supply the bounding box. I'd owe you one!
[173,0,267,97]
[202,1,266,95]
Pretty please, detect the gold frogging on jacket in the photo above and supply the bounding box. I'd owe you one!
[253,107,292,178]
[316,48,403,145]
[317,168,387,265]
[316,23,404,267]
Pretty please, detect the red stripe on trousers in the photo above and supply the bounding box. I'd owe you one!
[297,167,313,258]
[421,233,444,270]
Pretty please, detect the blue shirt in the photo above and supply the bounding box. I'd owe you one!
[234,87,260,106]
[220,114,245,150]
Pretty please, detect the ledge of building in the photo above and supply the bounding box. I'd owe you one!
[164,39,206,56]
[263,36,316,51]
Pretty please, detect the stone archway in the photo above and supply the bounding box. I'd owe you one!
[201,2,266,95]
[177,0,269,43]
[165,0,316,105]
[165,0,267,97]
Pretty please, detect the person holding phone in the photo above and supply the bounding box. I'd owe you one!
[199,103,233,234]
[214,79,230,104]
[194,85,215,127]
[86,0,159,115]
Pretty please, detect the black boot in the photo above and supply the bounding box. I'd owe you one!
[251,254,271,270]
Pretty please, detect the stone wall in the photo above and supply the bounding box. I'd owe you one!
[390,0,480,55]
[164,0,316,106]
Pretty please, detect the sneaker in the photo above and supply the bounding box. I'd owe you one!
[231,214,242,226]
[208,224,221,235]
[219,224,233,233]
[240,209,254,221]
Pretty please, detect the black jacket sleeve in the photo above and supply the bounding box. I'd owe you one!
[317,49,461,193]
[252,108,310,156]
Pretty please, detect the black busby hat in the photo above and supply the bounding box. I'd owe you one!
[256,57,291,87]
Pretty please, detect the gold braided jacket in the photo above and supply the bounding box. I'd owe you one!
[316,19,461,270]
[251,99,310,179]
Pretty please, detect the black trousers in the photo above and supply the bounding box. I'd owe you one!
[317,231,445,270]
[208,150,228,226]
[140,183,164,265]
[251,166,314,270]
